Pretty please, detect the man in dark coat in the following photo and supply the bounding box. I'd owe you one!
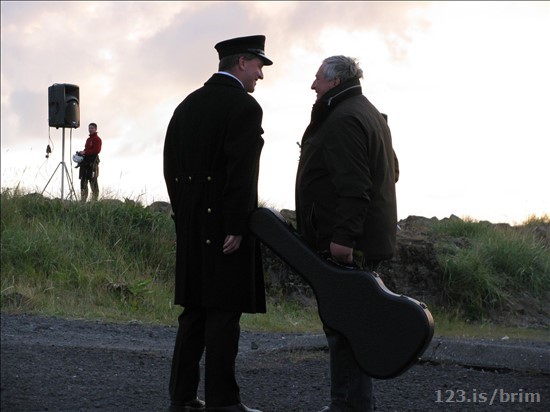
[163,35,273,412]
[295,56,399,412]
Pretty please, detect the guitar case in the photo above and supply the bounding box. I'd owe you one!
[249,207,434,379]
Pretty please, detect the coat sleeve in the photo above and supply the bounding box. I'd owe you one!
[323,114,371,248]
[393,150,400,183]
[163,112,180,212]
[222,97,264,235]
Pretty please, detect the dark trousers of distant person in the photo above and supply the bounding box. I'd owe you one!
[79,158,99,202]
[169,305,242,408]
[324,258,380,412]
[80,175,99,202]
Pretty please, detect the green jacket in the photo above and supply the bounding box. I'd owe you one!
[295,79,398,261]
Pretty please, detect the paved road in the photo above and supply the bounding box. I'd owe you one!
[1,314,549,411]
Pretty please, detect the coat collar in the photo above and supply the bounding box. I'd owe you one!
[206,73,245,90]
[320,78,362,108]
[216,71,244,89]
[301,78,363,143]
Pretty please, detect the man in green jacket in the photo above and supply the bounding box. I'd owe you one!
[295,55,398,412]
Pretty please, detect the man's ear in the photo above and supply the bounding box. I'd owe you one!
[237,56,247,70]
[333,77,341,87]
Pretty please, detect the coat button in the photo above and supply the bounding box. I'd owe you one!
[207,176,212,181]
[188,176,192,181]
[206,239,211,245]
[207,208,212,214]
[175,177,179,183]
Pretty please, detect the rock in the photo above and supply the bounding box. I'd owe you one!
[261,209,549,329]
[147,201,172,215]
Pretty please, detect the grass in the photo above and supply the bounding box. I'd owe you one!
[433,216,550,321]
[1,188,548,340]
[242,298,323,333]
[427,308,548,341]
[0,188,323,334]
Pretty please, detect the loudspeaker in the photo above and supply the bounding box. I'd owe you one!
[48,83,80,129]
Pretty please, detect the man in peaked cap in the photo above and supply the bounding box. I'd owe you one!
[164,35,272,412]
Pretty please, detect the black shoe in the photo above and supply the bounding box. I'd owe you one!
[169,398,206,411]
[206,403,262,412]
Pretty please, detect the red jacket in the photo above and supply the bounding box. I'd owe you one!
[83,133,102,155]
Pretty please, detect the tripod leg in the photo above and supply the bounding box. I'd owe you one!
[41,162,63,195]
[62,162,77,201]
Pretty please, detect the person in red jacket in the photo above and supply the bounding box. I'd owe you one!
[78,122,102,201]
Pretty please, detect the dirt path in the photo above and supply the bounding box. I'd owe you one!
[1,314,548,411]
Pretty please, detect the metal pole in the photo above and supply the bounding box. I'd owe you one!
[61,127,66,199]
[41,127,77,200]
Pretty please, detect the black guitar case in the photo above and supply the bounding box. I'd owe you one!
[249,207,434,379]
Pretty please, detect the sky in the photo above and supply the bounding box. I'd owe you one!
[1,1,549,225]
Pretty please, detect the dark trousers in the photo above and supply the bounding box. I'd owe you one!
[324,326,374,411]
[80,162,99,202]
[80,176,99,201]
[324,258,380,411]
[169,306,242,407]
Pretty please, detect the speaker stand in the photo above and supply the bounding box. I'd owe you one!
[42,127,78,201]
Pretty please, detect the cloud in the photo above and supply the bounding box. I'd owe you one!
[2,1,548,222]
[1,1,429,147]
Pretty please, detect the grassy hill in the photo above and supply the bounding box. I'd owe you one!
[1,188,549,339]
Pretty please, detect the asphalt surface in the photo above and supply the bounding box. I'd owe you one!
[2,313,548,375]
[1,314,549,411]
[270,333,550,375]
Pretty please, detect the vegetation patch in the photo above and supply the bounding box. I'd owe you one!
[1,188,548,338]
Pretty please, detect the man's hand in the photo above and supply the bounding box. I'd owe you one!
[223,235,242,254]
[330,242,353,264]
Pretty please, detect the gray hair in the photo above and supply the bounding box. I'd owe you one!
[322,56,363,83]
[219,53,259,71]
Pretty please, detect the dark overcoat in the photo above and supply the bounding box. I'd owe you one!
[295,80,398,261]
[163,74,266,314]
